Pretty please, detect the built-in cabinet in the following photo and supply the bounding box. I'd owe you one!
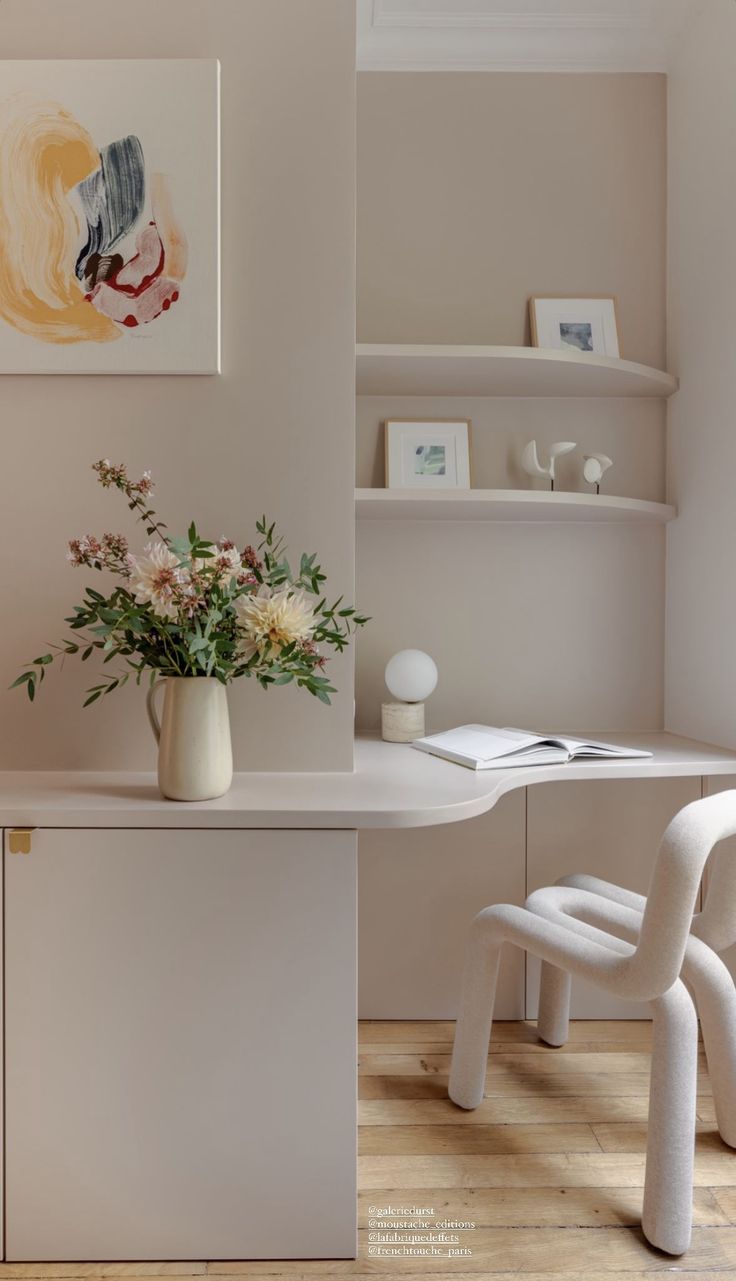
[3,828,357,1262]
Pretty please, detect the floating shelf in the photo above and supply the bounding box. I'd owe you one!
[356,344,679,399]
[355,488,676,525]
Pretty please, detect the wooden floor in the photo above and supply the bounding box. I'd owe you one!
[3,1021,736,1280]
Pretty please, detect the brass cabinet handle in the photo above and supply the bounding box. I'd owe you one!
[7,829,35,854]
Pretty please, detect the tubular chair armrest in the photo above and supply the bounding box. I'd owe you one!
[554,872,647,914]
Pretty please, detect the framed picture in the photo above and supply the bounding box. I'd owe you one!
[385,419,472,490]
[529,297,620,358]
[0,59,220,374]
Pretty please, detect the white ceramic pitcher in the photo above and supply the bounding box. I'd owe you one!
[146,677,233,801]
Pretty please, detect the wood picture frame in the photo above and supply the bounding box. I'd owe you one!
[530,296,620,358]
[384,418,473,490]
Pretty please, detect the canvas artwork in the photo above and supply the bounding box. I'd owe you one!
[0,60,220,374]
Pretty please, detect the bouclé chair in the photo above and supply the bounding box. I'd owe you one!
[448,792,736,1256]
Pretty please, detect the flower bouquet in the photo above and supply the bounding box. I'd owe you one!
[13,460,367,799]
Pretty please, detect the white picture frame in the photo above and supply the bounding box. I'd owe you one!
[385,419,472,490]
[530,297,620,359]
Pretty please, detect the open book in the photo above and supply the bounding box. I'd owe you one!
[412,725,653,771]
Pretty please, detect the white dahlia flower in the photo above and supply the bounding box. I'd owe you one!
[235,584,316,660]
[127,542,185,621]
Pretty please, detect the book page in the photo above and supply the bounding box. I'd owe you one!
[419,726,544,761]
[539,735,651,759]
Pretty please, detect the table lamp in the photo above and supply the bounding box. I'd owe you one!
[381,649,438,743]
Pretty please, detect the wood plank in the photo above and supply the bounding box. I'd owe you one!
[358,1021,656,1047]
[358,1052,705,1076]
[358,1040,662,1057]
[359,1097,654,1125]
[358,1151,736,1188]
[698,1096,717,1123]
[208,1226,736,1273]
[359,1123,601,1155]
[711,1189,736,1224]
[593,1123,735,1155]
[357,1187,727,1228]
[359,1072,711,1099]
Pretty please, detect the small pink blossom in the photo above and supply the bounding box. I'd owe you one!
[67,531,130,573]
[93,459,155,500]
[241,545,263,571]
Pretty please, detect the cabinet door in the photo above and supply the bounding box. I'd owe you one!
[526,778,701,1019]
[5,828,357,1262]
[359,792,526,1019]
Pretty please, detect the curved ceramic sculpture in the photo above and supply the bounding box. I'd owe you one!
[448,791,736,1256]
[521,440,576,490]
[583,452,613,493]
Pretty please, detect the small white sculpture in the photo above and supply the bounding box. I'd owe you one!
[382,649,438,743]
[521,440,577,491]
[583,452,613,494]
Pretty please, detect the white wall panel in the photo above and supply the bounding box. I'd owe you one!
[359,792,525,1018]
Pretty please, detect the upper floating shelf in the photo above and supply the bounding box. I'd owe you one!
[356,344,679,399]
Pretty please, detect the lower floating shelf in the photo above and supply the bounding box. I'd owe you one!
[355,488,676,524]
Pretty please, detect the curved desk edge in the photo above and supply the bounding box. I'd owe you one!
[0,733,735,829]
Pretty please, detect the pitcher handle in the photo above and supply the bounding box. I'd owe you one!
[146,678,166,744]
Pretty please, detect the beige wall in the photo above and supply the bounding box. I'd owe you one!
[0,0,356,771]
[665,0,736,747]
[358,72,667,367]
[356,518,666,736]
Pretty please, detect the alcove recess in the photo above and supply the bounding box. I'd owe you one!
[355,344,678,524]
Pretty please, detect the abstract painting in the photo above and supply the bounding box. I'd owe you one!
[0,60,220,373]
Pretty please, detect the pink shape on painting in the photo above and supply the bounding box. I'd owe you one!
[86,221,182,327]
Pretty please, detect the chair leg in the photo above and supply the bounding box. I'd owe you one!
[687,947,736,1148]
[449,921,504,1110]
[537,962,571,1046]
[642,981,698,1256]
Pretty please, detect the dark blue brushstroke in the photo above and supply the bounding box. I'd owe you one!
[75,135,145,281]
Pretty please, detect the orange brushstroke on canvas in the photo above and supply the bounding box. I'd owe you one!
[0,94,119,344]
[151,172,188,282]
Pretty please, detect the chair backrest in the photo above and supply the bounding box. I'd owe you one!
[692,807,736,953]
[626,791,736,997]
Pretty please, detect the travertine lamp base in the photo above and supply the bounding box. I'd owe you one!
[381,701,425,743]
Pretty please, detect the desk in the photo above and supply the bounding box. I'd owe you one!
[0,732,734,1262]
[2,731,735,828]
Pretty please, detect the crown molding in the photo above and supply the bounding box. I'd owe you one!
[371,4,646,30]
[357,0,697,72]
